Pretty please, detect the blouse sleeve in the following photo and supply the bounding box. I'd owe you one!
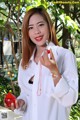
[51,50,78,107]
[17,60,28,105]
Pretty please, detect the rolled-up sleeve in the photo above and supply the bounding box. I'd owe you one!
[51,50,78,107]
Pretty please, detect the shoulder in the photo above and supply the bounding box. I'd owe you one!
[50,43,75,60]
[56,46,69,53]
[55,46,76,64]
[49,42,69,55]
[56,45,74,56]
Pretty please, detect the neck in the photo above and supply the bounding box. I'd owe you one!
[36,46,46,57]
[34,46,46,64]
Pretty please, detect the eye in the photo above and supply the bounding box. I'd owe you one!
[39,23,44,26]
[28,26,33,30]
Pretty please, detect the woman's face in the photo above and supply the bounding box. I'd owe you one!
[28,13,49,47]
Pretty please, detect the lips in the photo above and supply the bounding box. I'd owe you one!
[35,35,43,41]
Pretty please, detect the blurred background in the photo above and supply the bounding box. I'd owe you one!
[0,0,80,120]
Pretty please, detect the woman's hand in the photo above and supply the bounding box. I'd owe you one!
[16,99,25,109]
[40,49,57,72]
[4,99,25,111]
[40,49,61,85]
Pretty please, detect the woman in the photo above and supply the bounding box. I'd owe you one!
[7,7,78,120]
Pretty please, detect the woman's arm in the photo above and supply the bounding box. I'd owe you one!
[50,50,78,107]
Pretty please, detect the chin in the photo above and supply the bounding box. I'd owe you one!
[40,41,46,46]
[38,43,46,47]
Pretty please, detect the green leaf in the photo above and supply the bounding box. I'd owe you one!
[0,2,7,9]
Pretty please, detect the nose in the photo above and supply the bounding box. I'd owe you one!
[34,26,41,34]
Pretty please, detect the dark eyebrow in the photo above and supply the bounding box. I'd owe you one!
[37,21,45,24]
[29,21,45,26]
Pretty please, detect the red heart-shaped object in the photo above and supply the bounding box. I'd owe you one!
[47,50,50,54]
[4,92,16,108]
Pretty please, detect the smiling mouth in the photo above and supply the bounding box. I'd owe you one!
[35,36,43,41]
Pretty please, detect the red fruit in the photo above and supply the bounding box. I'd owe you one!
[47,50,50,54]
[4,92,16,108]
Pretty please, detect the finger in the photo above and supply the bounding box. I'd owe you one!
[50,59,56,65]
[11,103,15,111]
[20,100,24,107]
[50,49,55,61]
[15,99,19,109]
[43,50,49,61]
[45,50,49,58]
[50,49,56,65]
[40,50,49,65]
[18,99,25,108]
[4,103,8,108]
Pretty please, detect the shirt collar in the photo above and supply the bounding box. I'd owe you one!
[48,41,55,48]
[29,48,36,63]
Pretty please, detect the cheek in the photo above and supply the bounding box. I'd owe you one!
[29,31,33,39]
[29,31,35,43]
[44,27,49,38]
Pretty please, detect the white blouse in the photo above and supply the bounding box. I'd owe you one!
[15,42,78,120]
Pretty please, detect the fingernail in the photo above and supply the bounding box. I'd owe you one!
[47,50,50,54]
[11,103,14,106]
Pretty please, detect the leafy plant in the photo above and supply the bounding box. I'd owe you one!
[69,61,80,120]
[0,68,20,106]
[69,99,80,120]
